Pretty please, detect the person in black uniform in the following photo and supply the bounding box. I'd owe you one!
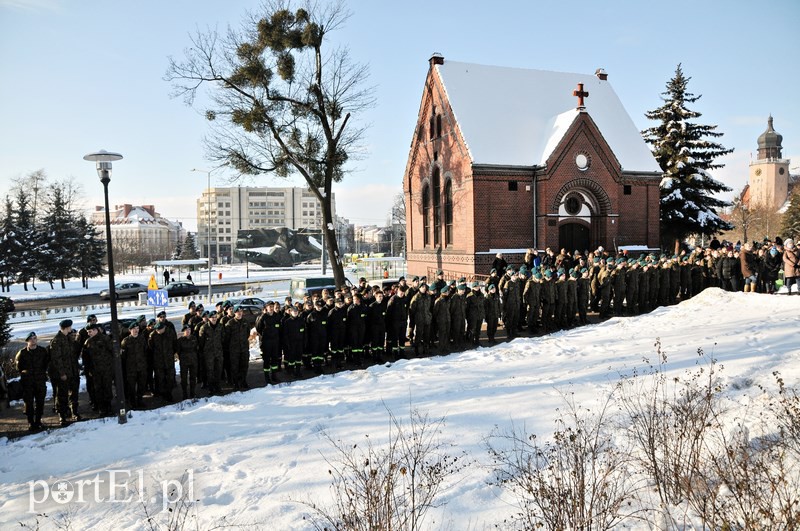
[16,332,50,431]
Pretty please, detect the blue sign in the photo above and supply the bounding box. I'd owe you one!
[147,289,169,307]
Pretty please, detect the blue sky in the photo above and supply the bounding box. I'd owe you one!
[1,0,798,233]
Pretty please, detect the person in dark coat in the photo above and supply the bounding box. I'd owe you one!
[491,253,508,278]
[121,322,147,409]
[199,312,224,394]
[449,284,467,350]
[281,305,306,376]
[177,325,199,399]
[256,302,282,383]
[306,299,329,372]
[225,306,252,390]
[149,322,177,402]
[16,332,50,431]
[385,286,409,358]
[327,297,348,368]
[347,293,368,365]
[78,314,99,410]
[83,324,114,415]
[763,247,782,294]
[367,290,388,362]
[432,287,451,354]
[408,284,432,356]
[49,319,79,425]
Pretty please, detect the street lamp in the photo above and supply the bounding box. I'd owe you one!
[83,149,127,425]
[191,162,228,303]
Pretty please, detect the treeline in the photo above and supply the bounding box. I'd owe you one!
[0,171,105,292]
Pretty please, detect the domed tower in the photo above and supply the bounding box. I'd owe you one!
[749,115,789,209]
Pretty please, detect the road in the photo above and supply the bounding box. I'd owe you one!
[12,279,291,312]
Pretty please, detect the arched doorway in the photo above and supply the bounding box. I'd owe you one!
[559,222,590,254]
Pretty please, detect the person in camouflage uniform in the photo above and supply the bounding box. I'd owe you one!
[409,284,432,356]
[432,287,451,354]
[577,268,590,325]
[523,271,541,332]
[554,269,568,328]
[597,259,613,318]
[611,259,627,316]
[566,269,579,327]
[48,319,80,425]
[465,282,485,346]
[500,267,521,340]
[540,270,556,332]
[625,260,640,315]
[199,312,224,394]
[484,283,501,343]
[449,284,467,350]
[177,325,199,399]
[121,322,147,409]
[83,324,114,415]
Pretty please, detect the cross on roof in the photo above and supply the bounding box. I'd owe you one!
[572,82,589,109]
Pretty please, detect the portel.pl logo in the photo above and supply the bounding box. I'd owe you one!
[28,469,194,513]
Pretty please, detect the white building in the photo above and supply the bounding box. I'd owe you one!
[196,186,336,264]
[91,204,185,261]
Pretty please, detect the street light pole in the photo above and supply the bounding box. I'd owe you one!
[83,149,127,425]
[192,168,215,303]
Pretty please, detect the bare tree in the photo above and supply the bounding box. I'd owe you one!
[166,0,374,287]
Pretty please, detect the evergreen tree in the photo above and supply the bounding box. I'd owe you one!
[10,189,39,291]
[183,232,200,259]
[0,306,11,353]
[173,235,184,259]
[781,190,800,240]
[643,64,733,253]
[74,216,106,288]
[37,185,81,289]
[0,197,19,292]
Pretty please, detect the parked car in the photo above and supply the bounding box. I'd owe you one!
[224,296,267,308]
[165,281,200,298]
[99,317,139,335]
[233,303,262,326]
[99,282,148,300]
[290,276,352,299]
[0,296,15,312]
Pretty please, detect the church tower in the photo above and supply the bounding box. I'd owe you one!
[749,115,789,210]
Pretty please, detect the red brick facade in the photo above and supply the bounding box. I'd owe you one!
[404,61,661,279]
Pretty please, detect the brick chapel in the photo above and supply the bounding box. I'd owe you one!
[403,55,663,278]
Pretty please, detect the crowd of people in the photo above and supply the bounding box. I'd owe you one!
[13,237,799,432]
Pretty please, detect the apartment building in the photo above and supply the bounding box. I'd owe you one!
[196,186,336,264]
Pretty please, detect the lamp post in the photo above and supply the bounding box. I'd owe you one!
[191,168,215,303]
[83,149,127,425]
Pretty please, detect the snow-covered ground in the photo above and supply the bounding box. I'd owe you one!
[1,289,798,529]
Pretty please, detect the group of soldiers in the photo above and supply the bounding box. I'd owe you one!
[15,237,797,432]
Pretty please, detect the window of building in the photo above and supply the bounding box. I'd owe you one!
[433,167,441,246]
[422,185,430,246]
[623,185,632,195]
[508,181,518,191]
[444,179,453,246]
[436,114,442,138]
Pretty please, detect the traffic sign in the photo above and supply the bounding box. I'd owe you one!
[148,275,159,290]
[147,289,169,307]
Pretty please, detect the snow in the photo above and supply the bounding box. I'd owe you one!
[437,61,662,173]
[3,290,799,529]
[308,236,322,250]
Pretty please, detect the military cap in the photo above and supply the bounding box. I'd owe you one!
[557,268,565,276]
[138,315,147,323]
[459,277,466,283]
[154,321,165,330]
[437,270,444,275]
[209,311,217,318]
[580,267,588,274]
[448,280,456,286]
[196,304,204,310]
[606,257,614,264]
[458,284,467,291]
[570,269,579,278]
[419,283,428,290]
[359,277,367,282]
[25,331,37,341]
[490,268,497,274]
[59,319,73,329]
[593,257,600,264]
[544,270,553,279]
[412,276,419,282]
[314,299,324,306]
[86,323,100,331]
[471,281,479,288]
[507,266,515,273]
[147,318,156,326]
[181,325,191,331]
[87,314,97,322]
[440,287,449,294]
[399,276,405,281]
[202,310,210,317]
[157,310,167,318]
[234,305,243,312]
[335,297,344,303]
[188,301,196,309]
[128,322,139,330]
[519,265,527,273]
[533,271,542,280]
[420,275,428,281]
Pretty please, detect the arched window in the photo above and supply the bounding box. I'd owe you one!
[422,184,430,247]
[436,114,443,138]
[429,105,436,140]
[432,168,441,246]
[444,179,453,246]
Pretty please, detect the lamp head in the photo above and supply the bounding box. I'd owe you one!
[84,150,123,181]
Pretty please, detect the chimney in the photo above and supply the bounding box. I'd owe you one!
[595,68,608,81]
[429,52,444,67]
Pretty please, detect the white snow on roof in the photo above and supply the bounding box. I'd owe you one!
[308,236,322,250]
[437,61,661,173]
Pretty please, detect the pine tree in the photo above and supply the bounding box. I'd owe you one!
[0,306,11,353]
[643,64,733,253]
[782,190,800,240]
[182,232,200,259]
[74,216,106,288]
[37,185,81,289]
[10,189,39,291]
[173,235,184,259]
[0,197,19,292]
